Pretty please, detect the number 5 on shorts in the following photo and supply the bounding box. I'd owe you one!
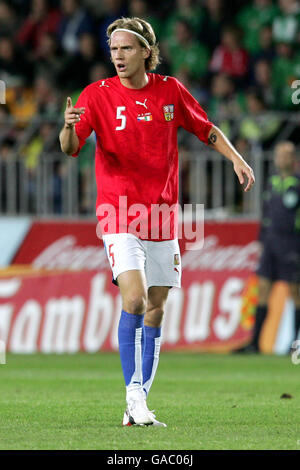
[109,243,115,267]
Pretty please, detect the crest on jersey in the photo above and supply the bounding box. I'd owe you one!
[174,254,180,265]
[163,104,174,121]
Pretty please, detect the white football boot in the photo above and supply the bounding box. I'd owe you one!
[147,409,167,427]
[125,390,154,426]
[123,394,167,427]
[122,408,167,427]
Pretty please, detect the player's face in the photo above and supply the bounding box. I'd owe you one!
[274,147,296,173]
[110,31,149,79]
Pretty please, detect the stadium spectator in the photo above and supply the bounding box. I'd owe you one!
[271,41,300,110]
[128,0,162,40]
[20,121,57,172]
[0,35,33,86]
[163,0,205,39]
[235,0,278,54]
[252,59,275,109]
[58,0,93,55]
[0,135,15,160]
[209,73,246,122]
[272,0,300,44]
[236,141,300,353]
[0,136,16,211]
[5,77,36,128]
[210,26,250,84]
[0,0,18,35]
[175,69,208,105]
[199,0,227,52]
[17,0,61,53]
[252,25,276,64]
[33,75,60,117]
[163,18,209,80]
[97,0,128,57]
[58,32,102,91]
[0,104,10,134]
[238,89,281,149]
[62,62,112,113]
[32,32,63,83]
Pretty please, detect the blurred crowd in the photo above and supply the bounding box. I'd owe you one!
[1,0,300,214]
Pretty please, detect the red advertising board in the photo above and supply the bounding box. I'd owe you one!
[2,220,260,352]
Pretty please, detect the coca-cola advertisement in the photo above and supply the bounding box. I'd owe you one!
[0,220,263,352]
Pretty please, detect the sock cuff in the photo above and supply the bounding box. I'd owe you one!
[144,325,161,338]
[120,309,144,329]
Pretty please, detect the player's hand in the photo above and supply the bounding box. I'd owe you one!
[233,159,255,192]
[64,97,85,129]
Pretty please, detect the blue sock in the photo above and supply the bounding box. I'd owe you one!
[118,310,145,394]
[142,326,162,398]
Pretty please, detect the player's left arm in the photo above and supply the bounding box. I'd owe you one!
[207,125,255,192]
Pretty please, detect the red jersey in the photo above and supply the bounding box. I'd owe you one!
[73,73,213,240]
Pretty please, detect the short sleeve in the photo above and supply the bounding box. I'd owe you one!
[175,79,214,144]
[72,88,93,157]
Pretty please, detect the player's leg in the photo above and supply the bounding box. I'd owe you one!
[103,234,153,424]
[249,237,274,352]
[142,286,169,399]
[117,269,147,397]
[289,282,300,341]
[139,239,181,426]
[117,270,154,425]
[251,276,272,351]
[276,237,300,347]
[235,230,274,353]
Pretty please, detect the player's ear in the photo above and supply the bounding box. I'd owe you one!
[143,48,150,59]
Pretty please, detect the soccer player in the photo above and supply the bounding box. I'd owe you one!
[59,17,255,426]
[237,141,300,354]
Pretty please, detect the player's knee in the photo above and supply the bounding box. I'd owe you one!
[145,307,164,328]
[124,293,147,315]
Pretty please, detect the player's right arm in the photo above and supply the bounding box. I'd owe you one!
[59,97,85,156]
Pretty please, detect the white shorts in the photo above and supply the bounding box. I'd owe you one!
[102,233,181,288]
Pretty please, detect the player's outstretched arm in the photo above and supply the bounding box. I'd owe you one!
[207,125,255,192]
[59,97,85,156]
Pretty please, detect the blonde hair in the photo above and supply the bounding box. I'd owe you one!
[107,17,161,72]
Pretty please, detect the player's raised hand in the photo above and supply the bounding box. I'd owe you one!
[233,159,255,192]
[64,97,85,129]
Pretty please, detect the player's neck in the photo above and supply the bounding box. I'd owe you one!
[119,71,149,90]
[279,169,293,178]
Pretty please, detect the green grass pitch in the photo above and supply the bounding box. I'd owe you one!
[0,352,299,450]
